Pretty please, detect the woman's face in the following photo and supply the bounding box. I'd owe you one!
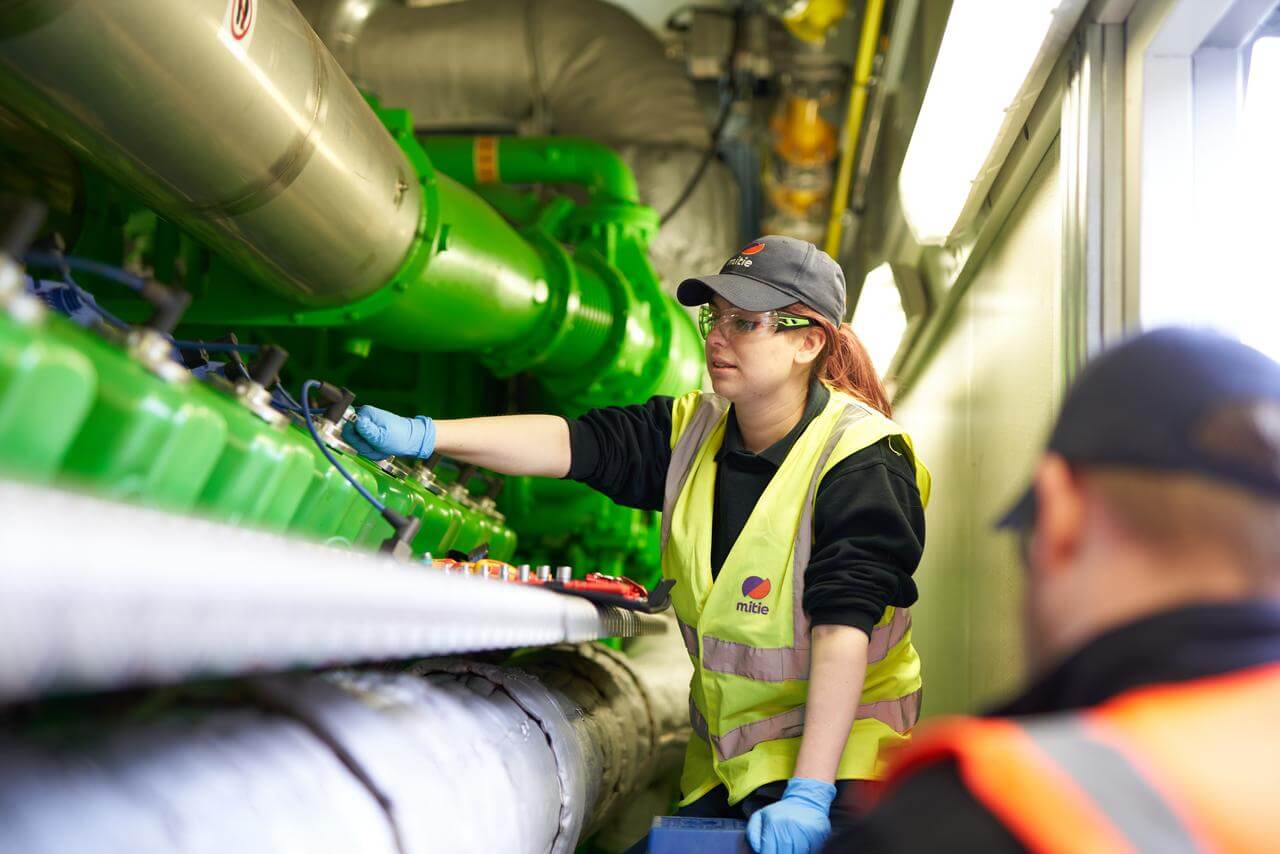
[703,296,824,403]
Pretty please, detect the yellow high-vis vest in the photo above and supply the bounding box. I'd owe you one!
[662,387,931,805]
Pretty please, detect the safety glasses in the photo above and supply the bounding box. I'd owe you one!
[697,305,815,340]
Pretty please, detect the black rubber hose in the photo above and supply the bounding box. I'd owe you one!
[659,5,746,226]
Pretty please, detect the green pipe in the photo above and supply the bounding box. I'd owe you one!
[356,174,552,350]
[162,112,700,408]
[355,173,619,384]
[419,136,641,204]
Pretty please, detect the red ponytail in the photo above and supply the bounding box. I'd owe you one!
[785,303,893,417]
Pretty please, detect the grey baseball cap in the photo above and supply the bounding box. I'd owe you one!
[677,235,847,325]
[997,327,1280,531]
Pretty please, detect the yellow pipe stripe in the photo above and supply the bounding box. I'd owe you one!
[474,135,500,184]
[824,0,886,258]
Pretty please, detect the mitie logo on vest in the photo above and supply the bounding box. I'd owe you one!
[738,576,772,615]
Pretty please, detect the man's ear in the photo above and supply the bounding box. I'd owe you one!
[1029,453,1087,577]
[793,327,825,366]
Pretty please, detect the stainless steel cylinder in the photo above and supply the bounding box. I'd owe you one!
[0,0,421,306]
[518,565,531,583]
[556,566,573,584]
[536,566,552,582]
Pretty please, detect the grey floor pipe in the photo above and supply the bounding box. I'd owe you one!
[0,624,692,853]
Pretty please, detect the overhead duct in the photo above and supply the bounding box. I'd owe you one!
[297,0,741,287]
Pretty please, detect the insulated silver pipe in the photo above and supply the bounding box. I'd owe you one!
[0,0,420,305]
[0,631,692,853]
[0,480,665,703]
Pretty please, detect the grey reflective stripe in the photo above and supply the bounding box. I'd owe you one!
[791,405,872,650]
[700,635,810,681]
[677,619,699,658]
[688,687,922,762]
[661,395,730,549]
[715,706,807,760]
[1019,718,1200,853]
[867,607,911,664]
[698,607,910,681]
[857,688,922,735]
[689,695,710,743]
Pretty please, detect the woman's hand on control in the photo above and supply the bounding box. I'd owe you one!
[341,405,436,460]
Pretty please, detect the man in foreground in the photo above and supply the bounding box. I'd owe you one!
[830,327,1280,851]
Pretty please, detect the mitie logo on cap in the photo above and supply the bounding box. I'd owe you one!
[726,242,764,269]
[737,576,772,615]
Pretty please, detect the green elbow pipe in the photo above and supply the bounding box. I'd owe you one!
[419,136,641,205]
[100,109,699,408]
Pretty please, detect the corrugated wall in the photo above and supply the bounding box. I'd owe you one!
[896,144,1065,716]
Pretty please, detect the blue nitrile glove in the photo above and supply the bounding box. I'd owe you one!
[746,777,836,854]
[341,405,436,461]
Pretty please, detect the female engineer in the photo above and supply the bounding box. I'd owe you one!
[342,235,930,854]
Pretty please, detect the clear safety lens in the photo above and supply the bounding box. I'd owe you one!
[697,305,815,340]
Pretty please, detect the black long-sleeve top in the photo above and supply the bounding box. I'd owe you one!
[564,382,925,635]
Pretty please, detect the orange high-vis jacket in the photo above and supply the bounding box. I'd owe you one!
[880,663,1280,852]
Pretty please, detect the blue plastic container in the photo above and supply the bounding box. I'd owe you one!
[648,817,751,854]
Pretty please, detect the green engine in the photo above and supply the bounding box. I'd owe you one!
[0,94,703,582]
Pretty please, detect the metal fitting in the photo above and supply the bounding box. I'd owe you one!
[233,380,287,427]
[536,566,551,582]
[518,565,531,583]
[314,417,350,448]
[0,259,44,325]
[412,464,448,497]
[555,566,572,583]
[475,496,506,522]
[126,328,189,384]
[376,458,416,479]
[448,483,478,509]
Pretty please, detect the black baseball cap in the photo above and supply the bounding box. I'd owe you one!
[998,327,1280,530]
[676,235,847,325]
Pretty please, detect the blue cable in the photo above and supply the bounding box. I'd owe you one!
[273,382,304,411]
[24,251,146,291]
[53,266,130,330]
[300,379,386,514]
[24,249,134,330]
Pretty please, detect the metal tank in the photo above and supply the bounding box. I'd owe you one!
[0,0,421,306]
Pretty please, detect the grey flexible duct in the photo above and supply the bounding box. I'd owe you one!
[296,0,741,288]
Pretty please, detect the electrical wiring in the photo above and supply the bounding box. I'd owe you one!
[300,379,386,515]
[27,254,132,330]
[273,382,304,413]
[659,88,736,225]
[659,4,746,225]
[23,250,147,291]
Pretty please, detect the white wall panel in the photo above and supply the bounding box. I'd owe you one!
[896,144,1064,715]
